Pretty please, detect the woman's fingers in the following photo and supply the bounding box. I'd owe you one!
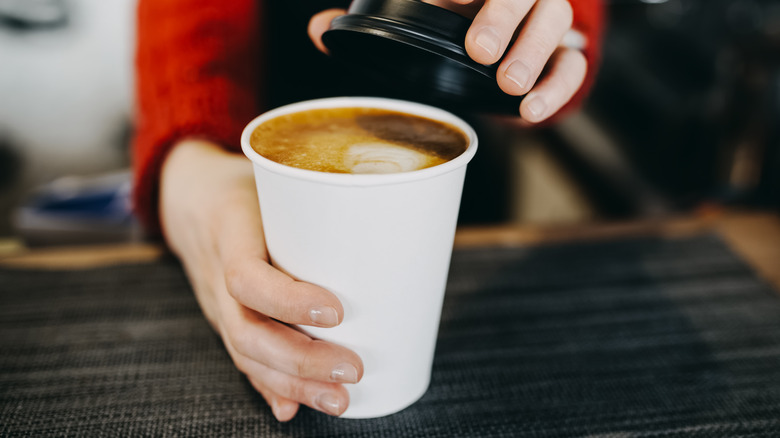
[243,357,350,417]
[221,299,364,384]
[496,0,573,96]
[160,141,359,421]
[308,8,347,53]
[519,46,587,123]
[224,255,345,328]
[249,377,300,422]
[465,0,536,65]
[213,185,345,328]
[212,196,363,384]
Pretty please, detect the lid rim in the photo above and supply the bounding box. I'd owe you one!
[347,0,471,37]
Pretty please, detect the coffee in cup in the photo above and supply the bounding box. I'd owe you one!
[249,107,468,174]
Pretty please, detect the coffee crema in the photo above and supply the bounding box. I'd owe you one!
[249,107,469,174]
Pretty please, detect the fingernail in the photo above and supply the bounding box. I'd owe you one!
[331,362,359,383]
[474,26,501,59]
[309,306,339,326]
[525,96,547,120]
[505,60,531,90]
[314,392,342,416]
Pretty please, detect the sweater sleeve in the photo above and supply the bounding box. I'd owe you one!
[132,0,262,236]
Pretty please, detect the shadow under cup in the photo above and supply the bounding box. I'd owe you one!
[240,97,478,418]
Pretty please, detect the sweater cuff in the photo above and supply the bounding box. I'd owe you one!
[131,74,258,236]
[131,116,247,238]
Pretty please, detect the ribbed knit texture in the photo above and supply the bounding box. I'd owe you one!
[132,0,262,235]
[2,234,780,436]
[131,0,605,235]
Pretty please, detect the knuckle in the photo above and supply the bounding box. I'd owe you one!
[284,375,309,402]
[296,338,318,378]
[232,355,251,375]
[493,0,524,17]
[270,286,295,316]
[226,323,254,358]
[524,32,556,63]
[223,264,245,302]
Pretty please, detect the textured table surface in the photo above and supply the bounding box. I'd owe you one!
[2,234,780,437]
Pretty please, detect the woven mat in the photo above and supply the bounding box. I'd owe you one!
[2,234,780,437]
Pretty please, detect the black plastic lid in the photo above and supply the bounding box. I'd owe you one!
[322,0,521,114]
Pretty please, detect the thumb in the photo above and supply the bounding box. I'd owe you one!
[308,9,347,54]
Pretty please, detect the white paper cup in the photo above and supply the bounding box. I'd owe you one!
[241,97,477,418]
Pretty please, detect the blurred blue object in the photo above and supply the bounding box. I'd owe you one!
[12,170,141,247]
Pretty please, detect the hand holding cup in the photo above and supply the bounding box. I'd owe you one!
[160,139,364,421]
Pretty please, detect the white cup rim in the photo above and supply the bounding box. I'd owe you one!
[240,97,478,186]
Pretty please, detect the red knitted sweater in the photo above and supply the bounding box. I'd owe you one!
[133,0,605,235]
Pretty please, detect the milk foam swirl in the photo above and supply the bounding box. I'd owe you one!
[344,142,432,174]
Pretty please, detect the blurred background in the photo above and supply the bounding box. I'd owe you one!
[0,0,136,246]
[0,0,777,247]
